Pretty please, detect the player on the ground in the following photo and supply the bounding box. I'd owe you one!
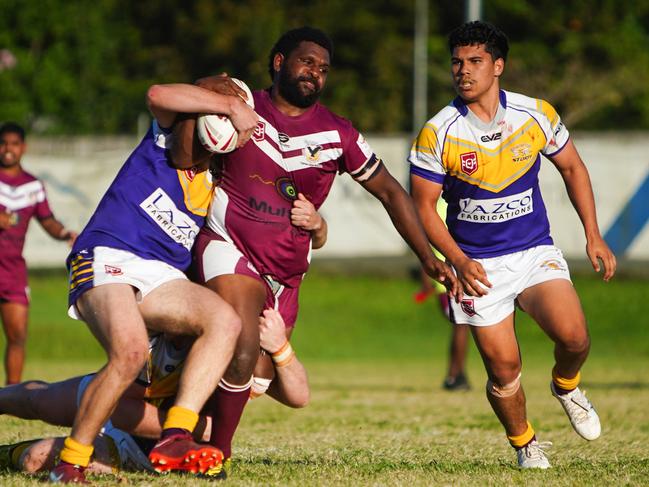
[0,308,309,477]
[409,21,616,468]
[0,122,77,385]
[171,26,460,476]
[48,83,259,483]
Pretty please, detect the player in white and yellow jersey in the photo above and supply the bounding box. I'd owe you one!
[409,21,616,469]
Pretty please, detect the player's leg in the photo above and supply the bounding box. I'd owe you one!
[444,322,471,390]
[52,283,149,482]
[517,278,600,440]
[203,273,266,472]
[0,376,81,425]
[140,278,241,474]
[471,315,550,468]
[0,300,28,384]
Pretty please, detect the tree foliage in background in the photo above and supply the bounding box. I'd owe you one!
[0,0,648,134]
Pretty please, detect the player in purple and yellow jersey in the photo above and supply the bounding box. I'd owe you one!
[171,27,460,476]
[49,84,259,483]
[0,122,77,385]
[409,21,616,468]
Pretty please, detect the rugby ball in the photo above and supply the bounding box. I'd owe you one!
[196,78,254,154]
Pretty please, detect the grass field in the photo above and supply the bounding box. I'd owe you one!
[0,269,648,485]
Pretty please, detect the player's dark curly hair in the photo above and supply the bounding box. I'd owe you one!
[448,21,509,61]
[0,122,25,141]
[268,26,334,81]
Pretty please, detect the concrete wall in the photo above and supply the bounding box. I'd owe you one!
[18,133,649,269]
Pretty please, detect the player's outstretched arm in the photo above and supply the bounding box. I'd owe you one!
[259,309,310,408]
[291,193,328,249]
[359,166,461,301]
[549,139,616,281]
[410,175,491,297]
[39,216,77,246]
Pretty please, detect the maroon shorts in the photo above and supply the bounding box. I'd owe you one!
[0,262,29,306]
[193,226,300,328]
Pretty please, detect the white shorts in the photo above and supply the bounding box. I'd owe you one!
[450,245,571,327]
[77,374,154,472]
[68,246,187,320]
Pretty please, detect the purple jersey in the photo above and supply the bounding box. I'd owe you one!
[206,89,381,287]
[0,170,53,291]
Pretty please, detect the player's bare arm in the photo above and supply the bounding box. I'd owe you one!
[291,193,327,249]
[549,139,616,281]
[146,83,258,158]
[259,309,310,408]
[410,175,492,297]
[38,216,77,246]
[359,165,461,301]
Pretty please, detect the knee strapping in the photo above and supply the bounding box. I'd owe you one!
[486,372,521,398]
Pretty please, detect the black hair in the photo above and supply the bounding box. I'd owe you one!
[448,21,509,61]
[268,26,334,81]
[0,122,26,141]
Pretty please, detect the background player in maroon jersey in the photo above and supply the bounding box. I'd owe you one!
[172,27,460,477]
[0,122,77,385]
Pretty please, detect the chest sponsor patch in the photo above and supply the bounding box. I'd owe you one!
[140,188,200,250]
[458,188,533,223]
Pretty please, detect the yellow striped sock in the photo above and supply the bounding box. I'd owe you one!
[60,437,94,468]
[507,421,535,448]
[163,405,199,432]
[552,367,581,391]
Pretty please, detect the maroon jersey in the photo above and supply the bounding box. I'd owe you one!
[0,170,53,292]
[206,89,381,287]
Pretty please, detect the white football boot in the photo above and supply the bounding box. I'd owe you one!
[551,382,601,440]
[517,440,552,469]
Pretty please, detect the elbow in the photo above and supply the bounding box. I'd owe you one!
[288,389,310,409]
[146,84,165,111]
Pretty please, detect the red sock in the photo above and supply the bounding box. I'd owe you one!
[208,379,252,459]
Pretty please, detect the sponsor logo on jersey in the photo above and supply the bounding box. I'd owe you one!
[511,143,532,163]
[275,177,297,201]
[104,265,123,276]
[480,132,502,142]
[278,132,290,144]
[303,143,323,164]
[554,121,565,137]
[249,196,290,218]
[457,188,534,223]
[253,121,266,142]
[140,188,200,250]
[461,299,476,316]
[460,151,478,175]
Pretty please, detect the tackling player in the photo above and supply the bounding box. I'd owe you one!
[48,83,259,483]
[0,122,77,385]
[409,21,616,468]
[171,26,461,476]
[0,308,306,478]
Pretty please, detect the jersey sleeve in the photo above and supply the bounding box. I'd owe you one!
[340,124,383,183]
[34,181,54,220]
[538,99,570,156]
[408,122,445,184]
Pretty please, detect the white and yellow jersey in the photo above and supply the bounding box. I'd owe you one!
[135,333,189,406]
[409,90,569,258]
